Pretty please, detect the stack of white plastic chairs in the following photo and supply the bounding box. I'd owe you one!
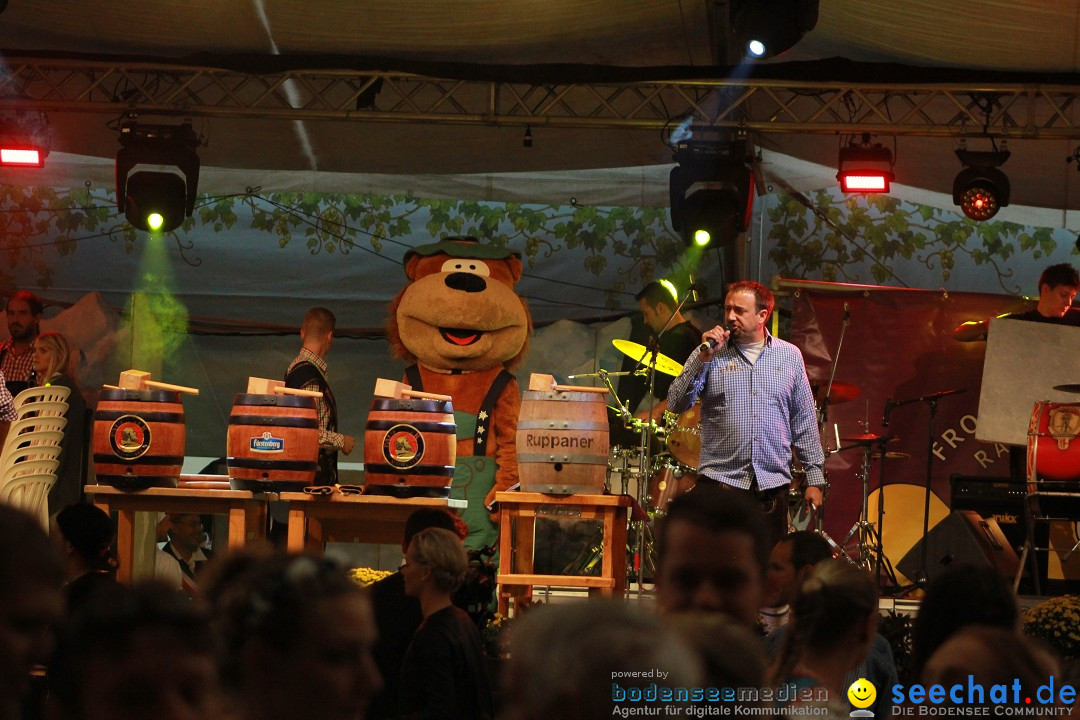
[0,384,70,528]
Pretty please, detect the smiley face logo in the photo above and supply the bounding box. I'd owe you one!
[847,678,876,710]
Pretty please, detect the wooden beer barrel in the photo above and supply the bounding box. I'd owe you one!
[517,389,610,495]
[227,393,320,492]
[92,388,186,489]
[364,397,456,498]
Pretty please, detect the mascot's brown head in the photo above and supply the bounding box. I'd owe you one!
[388,237,531,372]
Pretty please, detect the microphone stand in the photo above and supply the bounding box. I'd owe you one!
[814,302,851,530]
[882,388,965,586]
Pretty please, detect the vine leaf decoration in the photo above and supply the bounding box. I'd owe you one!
[765,190,1056,294]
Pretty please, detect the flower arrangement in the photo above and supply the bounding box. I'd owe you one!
[481,613,510,659]
[1023,594,1080,659]
[348,567,394,587]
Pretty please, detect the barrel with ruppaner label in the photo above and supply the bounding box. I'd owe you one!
[364,397,456,498]
[227,393,320,492]
[517,389,610,495]
[93,388,186,489]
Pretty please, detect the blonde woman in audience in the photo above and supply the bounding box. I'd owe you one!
[31,330,87,514]
[398,527,493,719]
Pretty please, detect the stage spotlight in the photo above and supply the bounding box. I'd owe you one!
[115,119,200,233]
[733,0,819,59]
[836,136,894,193]
[669,137,755,249]
[952,148,1010,221]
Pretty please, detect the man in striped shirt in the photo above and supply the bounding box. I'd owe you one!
[0,369,15,448]
[667,281,825,546]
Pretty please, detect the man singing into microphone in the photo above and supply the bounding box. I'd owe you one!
[667,280,826,547]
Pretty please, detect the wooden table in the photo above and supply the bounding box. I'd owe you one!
[87,479,270,583]
[496,491,631,615]
[279,492,468,552]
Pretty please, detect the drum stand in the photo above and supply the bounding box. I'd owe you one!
[838,441,896,585]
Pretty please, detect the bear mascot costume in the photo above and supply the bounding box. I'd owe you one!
[387,237,530,550]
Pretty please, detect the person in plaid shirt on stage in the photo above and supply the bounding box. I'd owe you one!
[1,290,43,397]
[667,280,826,546]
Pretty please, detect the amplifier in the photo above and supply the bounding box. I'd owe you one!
[949,475,1025,552]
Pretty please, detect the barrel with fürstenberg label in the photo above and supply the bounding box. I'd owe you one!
[516,389,610,495]
[226,393,319,491]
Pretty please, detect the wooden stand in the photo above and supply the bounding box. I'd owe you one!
[279,492,467,552]
[496,491,630,615]
[87,478,269,584]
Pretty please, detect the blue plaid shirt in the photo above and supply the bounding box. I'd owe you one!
[667,331,825,491]
[0,370,15,421]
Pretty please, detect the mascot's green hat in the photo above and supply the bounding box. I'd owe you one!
[403,236,520,264]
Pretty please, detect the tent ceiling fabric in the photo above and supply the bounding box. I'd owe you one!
[4,1,1080,211]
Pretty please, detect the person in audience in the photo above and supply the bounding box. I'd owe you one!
[0,370,14,448]
[909,563,1019,681]
[760,530,833,631]
[152,513,184,592]
[669,613,766,691]
[921,626,1061,709]
[0,505,65,720]
[31,330,87,514]
[50,503,119,614]
[161,513,214,595]
[761,532,897,719]
[399,527,493,719]
[502,600,703,720]
[368,508,460,720]
[769,559,879,715]
[654,484,769,628]
[1,290,43,397]
[206,550,381,720]
[47,583,225,720]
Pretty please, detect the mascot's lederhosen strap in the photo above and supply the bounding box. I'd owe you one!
[405,365,514,458]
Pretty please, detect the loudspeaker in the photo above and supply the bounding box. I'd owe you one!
[897,510,1019,583]
[949,474,1026,553]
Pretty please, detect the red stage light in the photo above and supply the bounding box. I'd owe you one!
[0,146,44,167]
[836,140,894,194]
[838,172,890,193]
[959,186,999,221]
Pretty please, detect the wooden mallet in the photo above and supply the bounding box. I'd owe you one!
[373,378,452,402]
[118,369,200,396]
[246,377,323,398]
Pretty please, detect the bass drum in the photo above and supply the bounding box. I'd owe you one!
[666,401,701,471]
[648,461,697,516]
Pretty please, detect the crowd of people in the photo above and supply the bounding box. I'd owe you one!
[1,491,1075,720]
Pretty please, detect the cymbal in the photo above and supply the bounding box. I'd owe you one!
[871,451,911,461]
[612,339,683,377]
[1053,384,1080,394]
[840,432,891,446]
[811,381,860,404]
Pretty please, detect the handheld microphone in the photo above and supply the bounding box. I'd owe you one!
[843,302,850,321]
[882,398,895,427]
[698,322,734,354]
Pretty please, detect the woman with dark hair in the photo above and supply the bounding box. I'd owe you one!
[769,558,879,714]
[205,550,382,720]
[399,527,494,719]
[909,563,1019,681]
[50,503,118,613]
[31,330,87,513]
